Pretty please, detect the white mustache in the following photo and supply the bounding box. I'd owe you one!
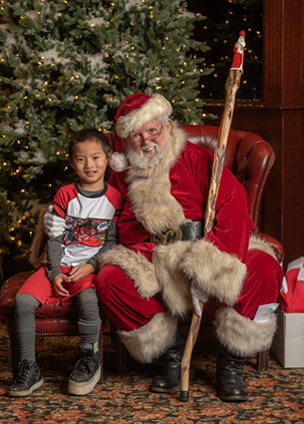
[141,143,157,152]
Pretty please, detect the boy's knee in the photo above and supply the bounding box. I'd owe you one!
[15,292,39,314]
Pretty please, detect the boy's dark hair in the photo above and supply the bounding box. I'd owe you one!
[69,128,111,160]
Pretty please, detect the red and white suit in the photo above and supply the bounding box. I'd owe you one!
[95,123,283,363]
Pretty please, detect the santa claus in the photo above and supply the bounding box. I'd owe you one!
[45,92,283,402]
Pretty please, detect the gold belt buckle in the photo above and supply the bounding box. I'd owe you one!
[150,227,183,245]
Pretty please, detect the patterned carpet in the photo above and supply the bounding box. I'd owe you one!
[0,320,304,424]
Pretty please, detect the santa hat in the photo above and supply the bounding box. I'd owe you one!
[109,93,173,172]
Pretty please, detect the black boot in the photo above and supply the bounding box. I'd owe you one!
[8,359,43,397]
[216,344,249,402]
[149,334,185,394]
[68,346,101,395]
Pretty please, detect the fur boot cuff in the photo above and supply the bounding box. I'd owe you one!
[214,306,277,357]
[118,312,178,363]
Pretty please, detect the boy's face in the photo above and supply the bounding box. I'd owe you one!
[70,139,108,191]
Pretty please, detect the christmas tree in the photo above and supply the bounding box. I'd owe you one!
[0,0,212,276]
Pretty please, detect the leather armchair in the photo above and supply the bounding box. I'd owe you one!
[179,124,283,262]
[0,124,284,379]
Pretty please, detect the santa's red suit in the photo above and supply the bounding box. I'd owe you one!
[95,120,283,364]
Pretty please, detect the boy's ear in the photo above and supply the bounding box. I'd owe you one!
[69,157,75,169]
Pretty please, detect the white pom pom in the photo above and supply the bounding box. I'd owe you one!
[109,151,129,172]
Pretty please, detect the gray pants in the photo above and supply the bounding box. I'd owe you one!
[14,288,101,361]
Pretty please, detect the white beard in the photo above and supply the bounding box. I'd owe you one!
[126,132,173,170]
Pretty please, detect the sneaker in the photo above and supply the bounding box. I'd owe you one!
[8,359,43,397]
[68,346,101,395]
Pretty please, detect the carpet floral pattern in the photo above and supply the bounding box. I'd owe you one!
[1,321,304,423]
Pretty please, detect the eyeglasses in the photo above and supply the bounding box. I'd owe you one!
[127,126,163,146]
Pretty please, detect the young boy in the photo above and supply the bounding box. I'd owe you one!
[9,128,123,397]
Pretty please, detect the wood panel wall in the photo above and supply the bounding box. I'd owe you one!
[201,0,304,269]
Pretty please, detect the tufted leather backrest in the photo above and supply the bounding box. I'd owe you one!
[178,125,275,231]
[106,124,275,231]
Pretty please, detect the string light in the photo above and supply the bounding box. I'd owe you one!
[1,0,258,255]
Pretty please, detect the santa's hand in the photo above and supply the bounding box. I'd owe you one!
[190,282,209,317]
[43,205,65,237]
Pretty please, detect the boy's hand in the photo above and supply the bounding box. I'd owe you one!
[68,264,95,282]
[53,273,70,297]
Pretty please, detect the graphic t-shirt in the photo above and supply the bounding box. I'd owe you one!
[52,181,122,266]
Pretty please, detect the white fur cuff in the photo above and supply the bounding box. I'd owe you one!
[98,245,160,299]
[214,306,277,357]
[118,312,178,363]
[180,239,247,306]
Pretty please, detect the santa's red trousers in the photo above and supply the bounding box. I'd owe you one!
[95,249,283,331]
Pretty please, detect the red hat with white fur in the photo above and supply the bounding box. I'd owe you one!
[109,93,172,172]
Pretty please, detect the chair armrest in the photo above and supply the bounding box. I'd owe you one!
[0,271,33,318]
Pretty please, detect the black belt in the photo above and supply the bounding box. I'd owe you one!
[149,221,203,246]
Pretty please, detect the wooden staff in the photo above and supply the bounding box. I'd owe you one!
[179,31,246,402]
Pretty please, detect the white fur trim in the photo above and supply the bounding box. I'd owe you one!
[249,234,278,261]
[115,94,173,138]
[153,241,193,317]
[99,242,193,317]
[180,239,247,306]
[214,306,277,357]
[98,245,160,299]
[126,124,187,234]
[109,151,129,172]
[128,170,186,234]
[118,312,178,363]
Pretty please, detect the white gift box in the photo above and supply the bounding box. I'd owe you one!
[271,308,304,368]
